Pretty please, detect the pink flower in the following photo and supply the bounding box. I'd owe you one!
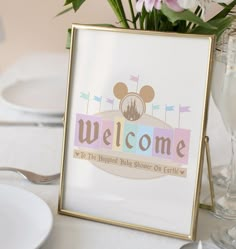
[136,0,183,13]
[136,0,161,12]
[165,0,184,11]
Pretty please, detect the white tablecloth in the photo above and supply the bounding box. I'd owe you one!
[0,53,233,249]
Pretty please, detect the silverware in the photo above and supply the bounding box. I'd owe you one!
[0,121,64,127]
[0,167,60,184]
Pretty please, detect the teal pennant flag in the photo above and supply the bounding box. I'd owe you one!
[93,96,102,102]
[80,92,90,100]
[152,104,160,110]
[165,105,174,111]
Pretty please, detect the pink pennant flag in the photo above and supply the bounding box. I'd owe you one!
[130,75,139,82]
[179,106,190,112]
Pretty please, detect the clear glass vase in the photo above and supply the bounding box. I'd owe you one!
[214,136,236,219]
[211,7,236,188]
[211,48,231,187]
[212,32,236,249]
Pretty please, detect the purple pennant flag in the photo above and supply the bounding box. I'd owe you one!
[179,106,190,112]
[178,105,191,128]
[106,98,114,105]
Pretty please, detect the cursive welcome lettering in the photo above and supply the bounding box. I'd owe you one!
[78,119,99,144]
[139,134,151,151]
[155,136,171,155]
[126,132,135,149]
[74,114,191,164]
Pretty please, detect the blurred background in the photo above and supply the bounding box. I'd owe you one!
[0,1,220,71]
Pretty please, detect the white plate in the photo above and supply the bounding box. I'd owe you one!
[0,184,53,249]
[1,77,67,116]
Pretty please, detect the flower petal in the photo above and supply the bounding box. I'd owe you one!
[154,0,162,9]
[144,0,156,12]
[165,0,184,12]
[177,0,197,9]
[213,0,232,3]
[136,0,145,12]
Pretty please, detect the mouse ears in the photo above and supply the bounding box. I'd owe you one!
[113,82,155,103]
[139,85,155,103]
[113,82,128,99]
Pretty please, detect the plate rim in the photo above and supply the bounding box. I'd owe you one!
[0,183,53,249]
[1,77,65,116]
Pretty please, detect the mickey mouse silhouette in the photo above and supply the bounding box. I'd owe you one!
[113,82,155,121]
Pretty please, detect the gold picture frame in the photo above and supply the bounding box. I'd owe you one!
[58,24,215,241]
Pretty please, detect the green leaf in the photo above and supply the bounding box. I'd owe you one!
[139,7,148,30]
[154,9,160,31]
[210,0,236,20]
[64,0,73,6]
[161,4,216,30]
[218,3,227,8]
[56,6,73,17]
[66,28,72,49]
[175,20,187,33]
[128,0,137,28]
[107,0,129,28]
[191,16,234,40]
[72,0,86,12]
[116,0,129,28]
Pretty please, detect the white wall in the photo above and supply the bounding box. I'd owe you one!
[0,0,120,70]
[0,1,220,71]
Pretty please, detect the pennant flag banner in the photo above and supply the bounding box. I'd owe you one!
[152,104,160,110]
[130,75,139,82]
[165,105,174,111]
[93,96,102,102]
[106,98,114,105]
[80,92,90,100]
[179,106,191,112]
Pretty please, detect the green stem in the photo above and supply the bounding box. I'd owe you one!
[139,13,143,29]
[128,0,137,28]
[107,0,129,28]
[139,7,147,30]
[145,14,148,29]
[115,0,130,28]
[154,9,159,31]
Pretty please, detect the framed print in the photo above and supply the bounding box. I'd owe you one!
[59,24,215,241]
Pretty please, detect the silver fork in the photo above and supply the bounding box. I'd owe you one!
[0,167,60,184]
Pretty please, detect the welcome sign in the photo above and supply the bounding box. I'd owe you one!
[73,87,191,179]
[59,25,214,241]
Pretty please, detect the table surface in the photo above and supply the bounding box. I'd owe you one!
[0,53,234,249]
